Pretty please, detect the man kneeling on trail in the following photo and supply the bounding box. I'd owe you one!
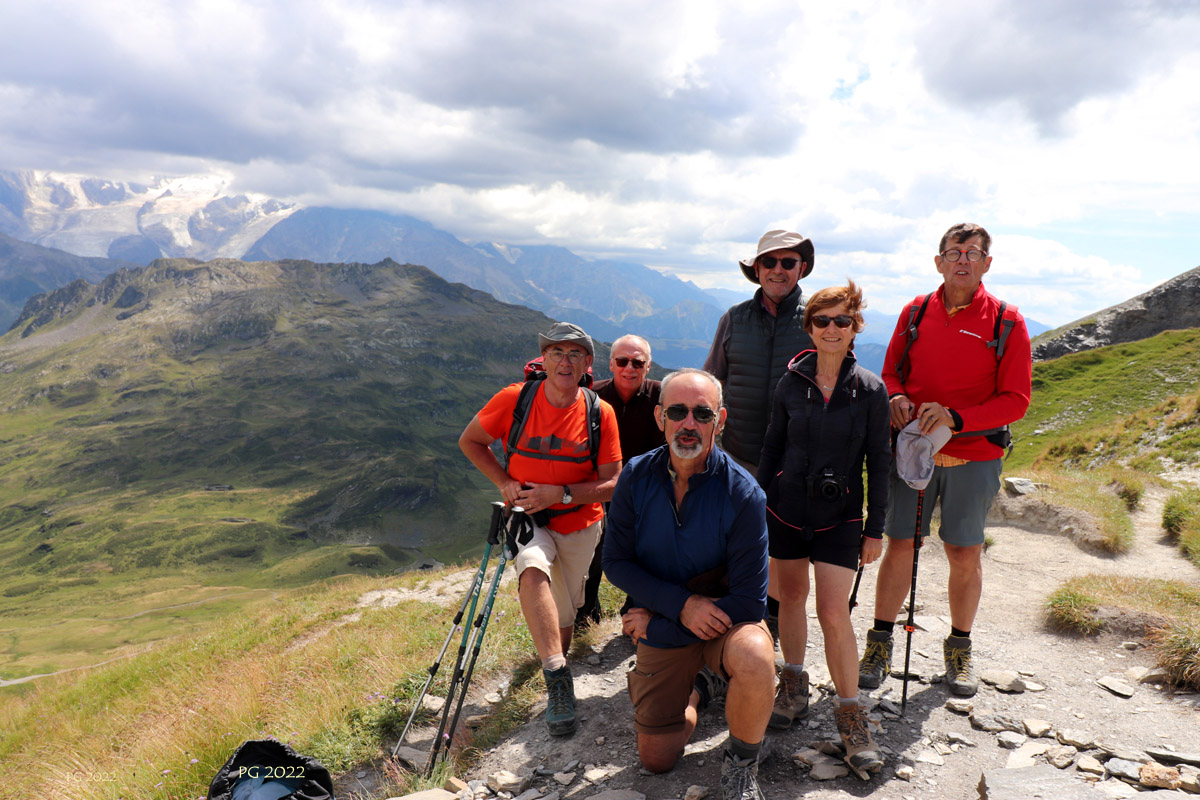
[604,368,774,800]
[459,322,622,736]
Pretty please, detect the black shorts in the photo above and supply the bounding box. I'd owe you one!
[767,514,863,571]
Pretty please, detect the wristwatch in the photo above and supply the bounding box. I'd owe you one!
[561,485,573,504]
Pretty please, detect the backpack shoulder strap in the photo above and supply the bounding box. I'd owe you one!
[583,386,601,473]
[988,299,1016,360]
[894,293,933,385]
[505,379,542,469]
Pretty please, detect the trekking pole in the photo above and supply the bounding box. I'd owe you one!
[900,489,926,716]
[430,509,522,775]
[424,503,507,770]
[848,564,864,614]
[390,502,504,760]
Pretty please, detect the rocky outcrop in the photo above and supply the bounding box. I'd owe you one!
[1033,265,1200,361]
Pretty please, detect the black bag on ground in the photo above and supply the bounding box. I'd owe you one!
[206,739,335,800]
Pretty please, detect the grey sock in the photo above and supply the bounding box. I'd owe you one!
[727,735,761,763]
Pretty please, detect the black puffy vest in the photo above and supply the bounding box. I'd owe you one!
[723,287,812,465]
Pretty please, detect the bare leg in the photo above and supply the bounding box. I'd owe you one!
[772,557,811,666]
[518,568,563,661]
[943,542,983,631]
[724,624,776,743]
[872,536,915,624]
[813,561,858,699]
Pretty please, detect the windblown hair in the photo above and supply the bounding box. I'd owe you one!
[804,279,866,333]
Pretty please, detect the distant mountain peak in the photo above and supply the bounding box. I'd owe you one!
[1032,264,1200,360]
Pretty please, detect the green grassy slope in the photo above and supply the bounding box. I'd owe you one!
[1009,328,1200,471]
[0,257,606,677]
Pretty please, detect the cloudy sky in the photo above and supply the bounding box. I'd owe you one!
[3,0,1199,325]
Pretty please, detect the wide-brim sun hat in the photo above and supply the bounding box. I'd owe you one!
[537,321,594,357]
[739,229,815,283]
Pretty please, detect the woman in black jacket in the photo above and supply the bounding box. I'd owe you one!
[756,280,890,779]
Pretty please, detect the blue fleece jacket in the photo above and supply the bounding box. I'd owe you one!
[603,445,768,648]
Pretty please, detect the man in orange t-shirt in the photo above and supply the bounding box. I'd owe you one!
[459,322,622,736]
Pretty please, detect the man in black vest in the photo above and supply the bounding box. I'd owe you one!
[703,229,815,472]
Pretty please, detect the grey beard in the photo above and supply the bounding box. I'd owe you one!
[669,429,704,459]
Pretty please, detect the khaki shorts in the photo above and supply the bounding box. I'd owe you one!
[626,620,770,735]
[515,519,602,628]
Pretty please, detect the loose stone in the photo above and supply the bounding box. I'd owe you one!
[1057,729,1096,749]
[1023,719,1053,738]
[895,765,914,781]
[1096,676,1136,698]
[553,773,575,786]
[1047,745,1078,769]
[1105,758,1144,783]
[1005,741,1047,768]
[945,698,973,714]
[810,761,850,780]
[997,732,1027,750]
[916,750,945,766]
[487,771,527,794]
[1139,762,1182,790]
[970,711,1024,733]
[1077,755,1106,776]
[981,669,1026,693]
[683,786,709,800]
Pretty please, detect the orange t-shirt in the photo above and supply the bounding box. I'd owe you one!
[477,382,622,533]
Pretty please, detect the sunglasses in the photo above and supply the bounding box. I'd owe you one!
[812,314,854,329]
[613,357,646,369]
[759,256,801,271]
[663,404,717,424]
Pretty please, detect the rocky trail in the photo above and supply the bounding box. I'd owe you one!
[369,483,1200,800]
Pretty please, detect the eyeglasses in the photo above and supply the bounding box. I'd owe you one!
[613,357,646,369]
[663,404,717,424]
[940,248,988,263]
[759,256,801,271]
[544,348,586,364]
[812,314,854,329]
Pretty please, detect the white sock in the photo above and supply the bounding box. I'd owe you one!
[543,654,566,672]
[783,662,805,675]
[838,696,858,707]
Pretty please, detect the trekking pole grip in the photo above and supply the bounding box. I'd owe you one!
[487,501,505,545]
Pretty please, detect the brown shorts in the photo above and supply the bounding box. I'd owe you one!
[626,620,770,735]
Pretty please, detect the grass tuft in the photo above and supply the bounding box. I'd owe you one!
[1045,575,1200,690]
[1147,623,1200,691]
[1162,488,1200,568]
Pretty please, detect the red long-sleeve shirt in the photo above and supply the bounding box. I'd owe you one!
[882,283,1033,462]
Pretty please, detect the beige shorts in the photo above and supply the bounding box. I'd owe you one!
[515,519,603,628]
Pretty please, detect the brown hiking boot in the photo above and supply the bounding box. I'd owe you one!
[858,628,892,689]
[767,667,809,730]
[834,703,884,780]
[943,634,978,697]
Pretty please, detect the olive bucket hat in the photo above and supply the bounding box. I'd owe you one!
[739,229,815,283]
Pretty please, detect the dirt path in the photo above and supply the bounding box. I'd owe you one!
[446,485,1200,800]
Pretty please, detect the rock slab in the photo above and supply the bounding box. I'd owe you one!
[979,765,1106,799]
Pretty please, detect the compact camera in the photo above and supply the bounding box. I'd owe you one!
[807,468,847,502]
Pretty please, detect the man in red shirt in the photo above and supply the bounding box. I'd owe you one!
[857,223,1032,698]
[459,323,623,735]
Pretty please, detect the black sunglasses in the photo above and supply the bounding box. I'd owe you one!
[614,357,646,369]
[663,404,717,424]
[759,255,801,271]
[812,314,854,329]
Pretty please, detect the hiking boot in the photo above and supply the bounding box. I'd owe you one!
[858,629,893,689]
[543,665,578,736]
[834,703,885,780]
[943,635,978,697]
[767,667,809,730]
[720,750,765,800]
[694,665,728,711]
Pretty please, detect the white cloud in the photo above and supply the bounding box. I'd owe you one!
[1,0,1198,325]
